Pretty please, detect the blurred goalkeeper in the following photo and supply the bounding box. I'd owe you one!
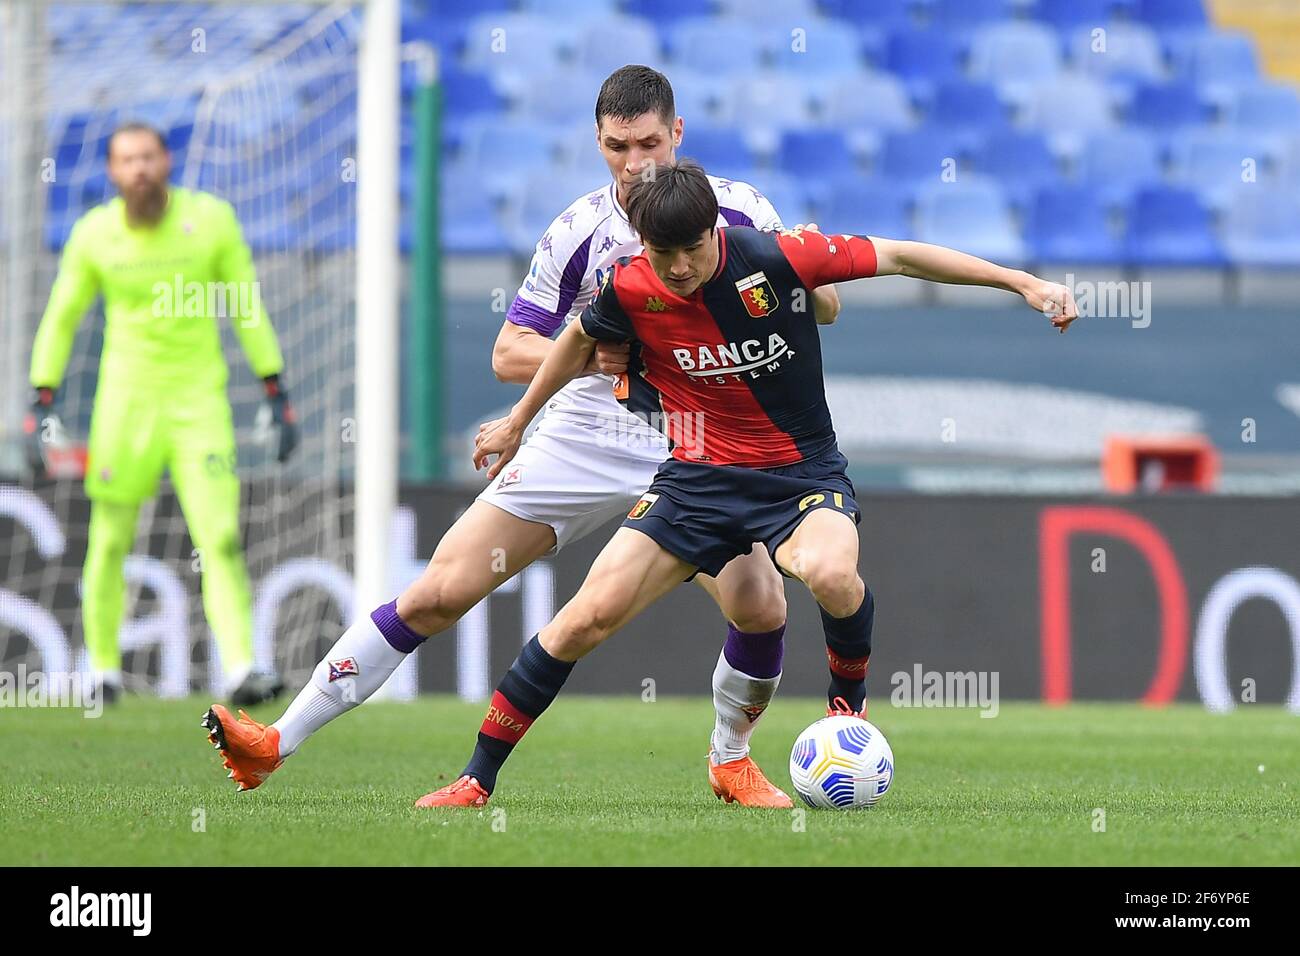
[24,122,298,705]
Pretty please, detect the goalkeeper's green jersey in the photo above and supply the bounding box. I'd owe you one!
[30,187,283,393]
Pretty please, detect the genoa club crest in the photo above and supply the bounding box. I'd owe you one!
[735,271,778,318]
[627,493,659,519]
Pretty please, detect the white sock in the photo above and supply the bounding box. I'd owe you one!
[272,615,408,756]
[710,649,781,764]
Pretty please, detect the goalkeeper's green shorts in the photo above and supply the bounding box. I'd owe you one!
[85,385,238,505]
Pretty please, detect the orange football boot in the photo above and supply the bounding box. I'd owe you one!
[708,754,794,808]
[201,704,283,792]
[827,695,868,719]
[414,774,490,808]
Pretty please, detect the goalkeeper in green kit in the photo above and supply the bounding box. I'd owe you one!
[25,123,297,705]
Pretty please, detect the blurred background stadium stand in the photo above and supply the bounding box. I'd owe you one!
[4,0,1300,493]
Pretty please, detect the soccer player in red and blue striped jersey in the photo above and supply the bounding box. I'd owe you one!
[417,160,1076,806]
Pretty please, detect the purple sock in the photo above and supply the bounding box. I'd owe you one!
[370,600,427,653]
[722,623,785,679]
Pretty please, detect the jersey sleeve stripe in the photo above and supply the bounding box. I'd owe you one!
[555,234,594,316]
[719,206,755,228]
[506,296,565,336]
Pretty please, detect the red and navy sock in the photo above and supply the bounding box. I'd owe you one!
[463,635,575,793]
[821,589,874,712]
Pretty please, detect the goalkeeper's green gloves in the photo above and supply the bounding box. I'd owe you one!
[22,387,67,477]
[255,375,300,463]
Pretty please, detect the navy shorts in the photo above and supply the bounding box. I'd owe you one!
[621,448,861,578]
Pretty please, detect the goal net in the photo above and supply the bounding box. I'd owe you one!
[0,1,411,698]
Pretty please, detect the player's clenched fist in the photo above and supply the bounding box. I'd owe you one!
[1021,279,1078,334]
[590,340,630,376]
[474,414,525,479]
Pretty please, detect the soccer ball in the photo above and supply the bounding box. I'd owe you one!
[789,715,894,809]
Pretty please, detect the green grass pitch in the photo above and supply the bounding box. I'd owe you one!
[1,696,1296,866]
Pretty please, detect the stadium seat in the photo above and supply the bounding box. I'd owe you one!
[744,172,815,228]
[766,19,864,75]
[973,130,1062,209]
[816,176,913,238]
[884,28,964,102]
[1221,187,1300,267]
[624,0,714,24]
[777,129,860,180]
[461,14,573,97]
[1069,22,1166,94]
[1078,127,1164,209]
[1229,82,1300,131]
[517,68,611,122]
[818,0,919,27]
[879,127,968,183]
[1124,185,1223,265]
[455,120,563,200]
[677,126,759,181]
[439,69,505,117]
[1024,184,1123,262]
[1035,0,1136,32]
[520,0,618,21]
[1169,31,1258,87]
[928,81,1009,136]
[1133,0,1208,29]
[967,22,1065,109]
[1167,129,1277,211]
[1128,81,1207,129]
[1021,73,1114,158]
[669,18,769,74]
[930,0,1017,28]
[442,185,509,254]
[576,17,662,78]
[822,71,914,160]
[717,0,818,19]
[723,72,820,150]
[913,176,1025,263]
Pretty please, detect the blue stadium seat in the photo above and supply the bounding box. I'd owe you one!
[884,28,964,100]
[744,172,815,228]
[1025,184,1122,262]
[1169,31,1257,88]
[461,14,573,96]
[724,72,820,141]
[1134,0,1207,29]
[1230,82,1300,131]
[520,0,618,21]
[816,176,912,238]
[879,127,967,183]
[1124,185,1222,265]
[1022,74,1114,158]
[669,18,769,74]
[1221,188,1300,267]
[624,0,714,24]
[1167,129,1277,211]
[968,21,1065,111]
[819,0,920,26]
[1069,22,1165,90]
[777,129,859,180]
[517,68,610,122]
[931,0,1017,28]
[822,72,915,155]
[576,17,662,78]
[913,176,1025,262]
[717,0,818,19]
[442,185,509,254]
[439,69,505,117]
[1129,81,1207,129]
[928,81,1009,135]
[1078,128,1164,210]
[766,19,865,75]
[677,126,759,181]
[1035,0,1136,31]
[973,130,1062,209]
[456,120,562,200]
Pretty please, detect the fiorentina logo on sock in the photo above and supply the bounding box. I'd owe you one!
[741,703,768,723]
[328,657,360,682]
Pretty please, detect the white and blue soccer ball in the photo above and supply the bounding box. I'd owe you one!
[789,715,894,810]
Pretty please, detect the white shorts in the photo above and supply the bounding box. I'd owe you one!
[476,412,670,552]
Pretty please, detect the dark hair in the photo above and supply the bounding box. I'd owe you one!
[595,65,675,128]
[108,122,168,159]
[626,159,718,249]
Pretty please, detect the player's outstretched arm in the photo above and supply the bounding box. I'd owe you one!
[474,320,597,479]
[870,237,1077,333]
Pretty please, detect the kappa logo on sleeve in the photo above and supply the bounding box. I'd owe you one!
[627,493,659,519]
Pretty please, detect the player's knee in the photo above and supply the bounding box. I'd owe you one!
[805,562,863,617]
[399,575,475,635]
[551,598,621,656]
[722,572,787,633]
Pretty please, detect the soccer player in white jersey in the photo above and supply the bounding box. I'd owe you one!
[203,65,841,808]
